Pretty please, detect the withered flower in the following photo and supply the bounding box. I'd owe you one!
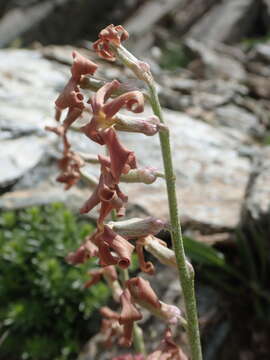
[146,328,188,360]
[100,307,122,348]
[66,235,98,265]
[80,155,128,221]
[126,277,181,325]
[93,24,129,61]
[55,50,98,116]
[92,225,135,269]
[119,289,142,347]
[112,355,145,360]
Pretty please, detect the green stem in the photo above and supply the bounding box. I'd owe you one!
[147,81,202,360]
[112,44,202,359]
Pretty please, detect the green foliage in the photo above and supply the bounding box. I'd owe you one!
[184,228,270,321]
[160,43,191,70]
[0,203,110,360]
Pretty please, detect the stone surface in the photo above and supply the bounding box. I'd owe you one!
[241,147,270,223]
[214,104,264,139]
[187,0,259,44]
[0,136,48,186]
[186,39,246,81]
[0,47,255,232]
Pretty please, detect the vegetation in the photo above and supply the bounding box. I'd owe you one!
[0,203,110,360]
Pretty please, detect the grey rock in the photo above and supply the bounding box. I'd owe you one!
[0,136,47,186]
[0,184,91,213]
[248,43,270,63]
[187,0,259,44]
[0,48,253,232]
[215,104,264,139]
[186,39,246,81]
[242,147,270,222]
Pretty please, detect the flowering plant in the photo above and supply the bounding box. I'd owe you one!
[49,24,202,360]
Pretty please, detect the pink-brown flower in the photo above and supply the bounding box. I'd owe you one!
[66,235,98,265]
[112,355,145,360]
[81,79,144,146]
[126,277,181,325]
[119,289,142,347]
[93,24,129,61]
[80,155,128,221]
[92,225,135,269]
[146,328,188,360]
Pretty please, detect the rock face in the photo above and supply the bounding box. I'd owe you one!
[187,0,259,44]
[241,147,270,225]
[0,47,260,233]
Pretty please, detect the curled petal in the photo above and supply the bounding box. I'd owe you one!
[126,277,160,310]
[93,38,116,61]
[102,225,134,269]
[102,128,137,182]
[136,240,155,275]
[103,91,144,117]
[66,237,98,265]
[84,269,103,288]
[100,306,120,320]
[91,79,120,114]
[99,24,129,46]
[113,355,145,360]
[146,328,188,360]
[71,50,98,80]
[55,78,84,110]
[119,289,142,347]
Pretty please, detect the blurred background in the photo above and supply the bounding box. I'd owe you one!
[1,0,270,359]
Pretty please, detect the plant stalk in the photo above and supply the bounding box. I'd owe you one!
[114,44,202,359]
[147,81,202,360]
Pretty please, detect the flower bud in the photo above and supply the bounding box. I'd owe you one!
[108,217,165,239]
[115,113,160,136]
[143,235,177,268]
[120,168,163,184]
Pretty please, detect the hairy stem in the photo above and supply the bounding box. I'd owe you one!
[115,45,203,360]
[148,82,202,360]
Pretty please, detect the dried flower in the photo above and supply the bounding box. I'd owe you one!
[126,277,181,325]
[93,24,129,61]
[119,289,142,347]
[146,328,188,360]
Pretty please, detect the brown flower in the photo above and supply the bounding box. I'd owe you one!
[119,289,142,347]
[126,277,181,325]
[92,225,135,269]
[146,328,188,360]
[80,155,128,221]
[93,24,129,61]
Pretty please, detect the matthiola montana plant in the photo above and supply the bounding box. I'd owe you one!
[49,24,202,360]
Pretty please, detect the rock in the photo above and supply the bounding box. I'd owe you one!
[241,147,270,225]
[214,104,264,139]
[187,0,259,44]
[185,39,246,81]
[0,136,48,187]
[0,47,252,232]
[0,184,91,213]
[248,42,270,63]
[247,74,270,99]
[123,0,183,53]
